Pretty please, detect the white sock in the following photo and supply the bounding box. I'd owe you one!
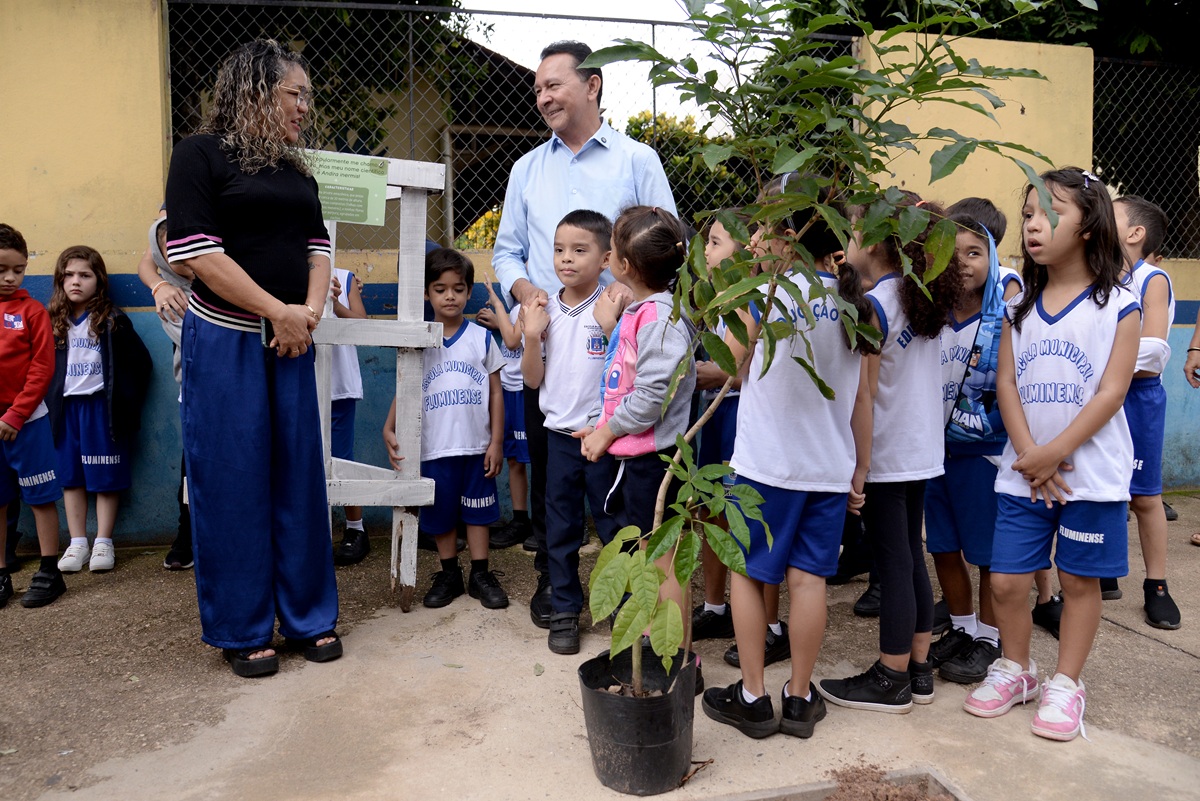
[741,684,760,704]
[704,602,727,615]
[782,681,811,702]
[768,621,783,636]
[70,537,88,549]
[345,519,364,531]
[975,623,1000,647]
[95,537,113,547]
[950,613,978,638]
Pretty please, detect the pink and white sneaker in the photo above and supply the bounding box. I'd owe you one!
[963,657,1039,718]
[1032,673,1087,741]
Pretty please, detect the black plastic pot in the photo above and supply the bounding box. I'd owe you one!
[578,644,697,796]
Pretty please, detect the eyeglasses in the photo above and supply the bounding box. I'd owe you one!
[279,85,314,106]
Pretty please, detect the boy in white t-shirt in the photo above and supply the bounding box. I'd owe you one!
[328,267,371,565]
[521,210,619,655]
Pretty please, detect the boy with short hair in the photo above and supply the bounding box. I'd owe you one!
[390,247,508,609]
[0,223,66,608]
[521,210,619,654]
[1112,195,1181,629]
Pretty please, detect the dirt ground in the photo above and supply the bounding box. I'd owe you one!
[2,494,1200,800]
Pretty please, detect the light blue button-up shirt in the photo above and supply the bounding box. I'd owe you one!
[492,120,677,300]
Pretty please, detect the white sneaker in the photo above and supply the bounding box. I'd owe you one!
[58,542,91,573]
[89,541,115,572]
[1032,673,1087,742]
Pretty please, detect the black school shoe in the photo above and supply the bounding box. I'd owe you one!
[939,639,1001,684]
[724,622,790,668]
[780,681,827,738]
[489,518,531,550]
[691,604,735,640]
[1144,580,1182,630]
[1163,500,1179,522]
[852,583,881,617]
[530,572,552,628]
[932,598,951,635]
[333,528,371,566]
[1100,577,1122,601]
[908,656,935,704]
[0,573,12,608]
[702,680,778,739]
[20,569,66,608]
[817,660,912,714]
[468,568,509,609]
[423,567,465,608]
[1032,594,1063,639]
[548,612,580,654]
[928,626,974,667]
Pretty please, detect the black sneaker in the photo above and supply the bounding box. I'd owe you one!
[522,533,538,552]
[939,638,1001,684]
[780,681,827,738]
[932,598,950,635]
[817,660,912,714]
[423,568,465,608]
[723,622,790,668]
[852,583,881,617]
[333,528,370,566]
[1144,580,1181,630]
[691,604,735,640]
[489,518,531,550]
[928,626,974,667]
[468,569,509,609]
[0,573,12,608]
[908,656,934,704]
[1163,500,1179,522]
[701,680,778,739]
[1100,577,1122,600]
[548,612,580,654]
[163,531,194,570]
[20,569,66,608]
[530,572,552,628]
[1032,594,1063,639]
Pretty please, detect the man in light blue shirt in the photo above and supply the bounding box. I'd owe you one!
[491,41,676,632]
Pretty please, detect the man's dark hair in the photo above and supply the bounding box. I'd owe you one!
[1114,195,1168,258]
[425,247,474,290]
[946,197,1007,246]
[0,224,28,258]
[540,41,602,107]
[557,209,613,251]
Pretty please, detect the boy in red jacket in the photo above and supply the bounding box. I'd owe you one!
[0,224,65,608]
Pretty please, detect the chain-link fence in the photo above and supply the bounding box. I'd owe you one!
[1093,57,1200,259]
[165,0,849,251]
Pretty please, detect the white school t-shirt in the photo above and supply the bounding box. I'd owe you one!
[995,285,1140,502]
[865,273,944,482]
[730,272,863,491]
[421,320,505,461]
[1126,259,1175,374]
[329,267,364,401]
[64,314,104,397]
[497,305,524,393]
[539,285,607,432]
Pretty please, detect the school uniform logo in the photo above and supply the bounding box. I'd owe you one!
[586,325,605,357]
[3,312,24,330]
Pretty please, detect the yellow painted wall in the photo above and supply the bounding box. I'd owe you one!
[863,35,1093,263]
[0,0,168,275]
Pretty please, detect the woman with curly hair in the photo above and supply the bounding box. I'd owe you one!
[817,191,964,714]
[164,39,340,678]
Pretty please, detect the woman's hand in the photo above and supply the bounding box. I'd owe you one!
[269,303,318,358]
[154,283,189,324]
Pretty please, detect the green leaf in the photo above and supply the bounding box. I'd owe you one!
[772,145,819,175]
[929,139,978,183]
[715,208,750,246]
[647,514,685,563]
[700,331,737,377]
[588,550,631,621]
[1073,0,1098,9]
[650,599,684,672]
[703,522,746,575]
[611,596,652,657]
[628,551,661,623]
[701,143,735,170]
[923,217,959,283]
[1015,160,1059,229]
[791,354,836,399]
[673,528,702,587]
[897,204,931,244]
[580,43,667,69]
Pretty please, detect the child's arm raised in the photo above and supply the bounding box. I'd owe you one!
[484,371,504,478]
[484,283,523,350]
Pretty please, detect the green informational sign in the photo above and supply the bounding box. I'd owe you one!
[306,150,388,226]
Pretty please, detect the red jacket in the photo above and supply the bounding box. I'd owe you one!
[0,289,55,431]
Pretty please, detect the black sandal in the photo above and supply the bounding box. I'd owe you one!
[286,631,343,663]
[223,647,279,678]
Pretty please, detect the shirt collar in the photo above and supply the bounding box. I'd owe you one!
[549,119,615,153]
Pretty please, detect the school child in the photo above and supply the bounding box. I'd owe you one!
[135,211,195,570]
[46,247,151,574]
[577,205,697,607]
[0,224,67,608]
[701,175,873,739]
[521,210,619,654]
[476,282,532,550]
[962,168,1139,742]
[1110,195,1180,629]
[817,191,964,713]
[391,248,508,609]
[325,267,372,565]
[924,198,1022,684]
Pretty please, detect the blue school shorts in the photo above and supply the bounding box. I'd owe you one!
[0,414,62,507]
[330,398,357,461]
[991,494,1128,578]
[420,454,499,534]
[1125,376,1165,496]
[698,395,739,468]
[502,389,529,464]
[924,454,998,567]
[731,474,846,584]
[56,392,131,493]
